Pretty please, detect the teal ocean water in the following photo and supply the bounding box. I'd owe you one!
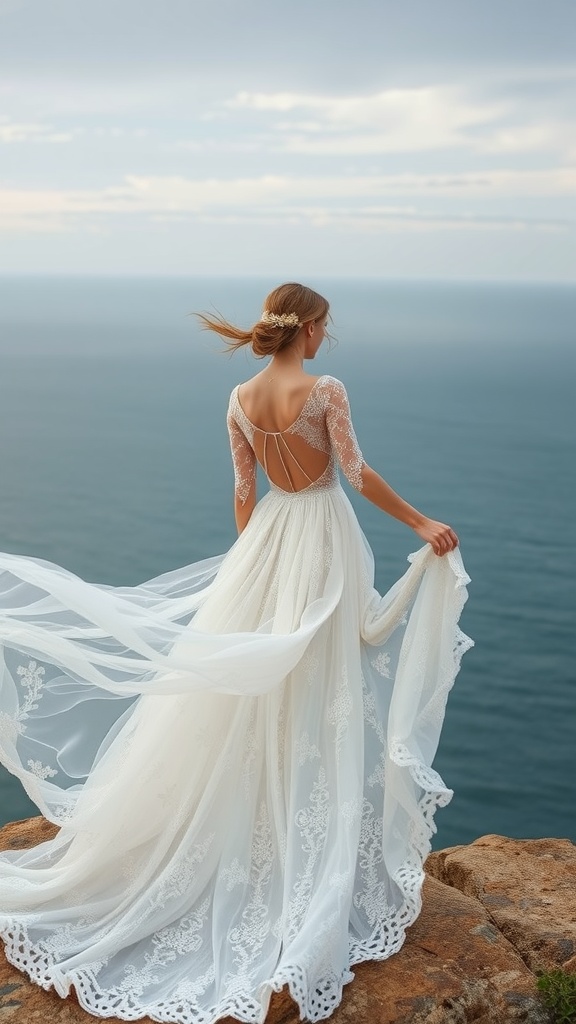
[0,275,574,851]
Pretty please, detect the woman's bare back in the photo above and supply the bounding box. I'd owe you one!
[237,372,322,434]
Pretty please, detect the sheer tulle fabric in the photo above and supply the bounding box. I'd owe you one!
[0,479,472,1023]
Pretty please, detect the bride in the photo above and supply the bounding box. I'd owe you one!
[0,282,472,1023]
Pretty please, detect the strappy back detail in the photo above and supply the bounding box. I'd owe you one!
[227,375,365,504]
[261,433,316,493]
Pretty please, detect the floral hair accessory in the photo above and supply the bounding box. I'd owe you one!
[261,310,302,328]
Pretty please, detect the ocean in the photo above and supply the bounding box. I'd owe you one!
[0,274,574,851]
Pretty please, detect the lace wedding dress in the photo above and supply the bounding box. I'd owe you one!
[0,374,473,1023]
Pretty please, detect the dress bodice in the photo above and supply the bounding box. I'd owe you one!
[226,375,365,503]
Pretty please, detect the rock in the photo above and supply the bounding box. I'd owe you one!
[0,815,59,851]
[1,817,572,1023]
[426,833,576,975]
[319,874,547,1024]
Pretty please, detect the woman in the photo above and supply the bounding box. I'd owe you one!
[0,282,472,1023]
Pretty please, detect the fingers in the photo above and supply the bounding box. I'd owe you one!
[418,519,459,556]
[433,526,459,556]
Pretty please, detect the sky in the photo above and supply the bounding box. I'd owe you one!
[0,0,575,280]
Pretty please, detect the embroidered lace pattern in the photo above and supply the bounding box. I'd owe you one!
[227,375,365,505]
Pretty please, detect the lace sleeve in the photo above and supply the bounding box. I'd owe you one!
[227,391,257,505]
[324,377,365,491]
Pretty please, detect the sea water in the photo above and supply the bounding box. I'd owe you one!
[0,275,574,850]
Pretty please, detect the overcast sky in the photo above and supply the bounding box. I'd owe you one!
[1,0,575,280]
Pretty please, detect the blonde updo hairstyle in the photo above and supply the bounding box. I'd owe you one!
[196,282,330,358]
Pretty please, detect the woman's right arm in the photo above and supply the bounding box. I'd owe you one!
[359,464,459,556]
[325,377,458,556]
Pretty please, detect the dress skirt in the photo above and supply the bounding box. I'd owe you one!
[0,480,473,1023]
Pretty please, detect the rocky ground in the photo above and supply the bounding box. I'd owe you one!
[0,818,574,1023]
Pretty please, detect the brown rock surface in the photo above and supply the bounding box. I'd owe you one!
[323,874,547,1024]
[0,814,59,851]
[1,817,570,1023]
[426,833,576,975]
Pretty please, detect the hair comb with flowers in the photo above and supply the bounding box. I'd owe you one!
[261,310,302,328]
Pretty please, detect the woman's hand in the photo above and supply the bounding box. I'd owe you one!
[413,517,459,556]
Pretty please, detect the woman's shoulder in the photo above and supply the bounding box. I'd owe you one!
[229,373,348,413]
[235,371,328,400]
[316,374,348,397]
[232,370,270,403]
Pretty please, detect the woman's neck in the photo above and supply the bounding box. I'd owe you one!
[268,339,306,373]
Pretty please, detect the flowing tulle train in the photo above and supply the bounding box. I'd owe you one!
[0,481,472,1023]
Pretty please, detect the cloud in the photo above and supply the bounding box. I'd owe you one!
[1,0,575,91]
[1,172,573,237]
[0,215,74,232]
[224,85,576,160]
[152,208,568,234]
[226,86,510,155]
[173,138,265,154]
[2,167,575,214]
[0,117,72,143]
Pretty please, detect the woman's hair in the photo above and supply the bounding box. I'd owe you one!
[195,282,330,358]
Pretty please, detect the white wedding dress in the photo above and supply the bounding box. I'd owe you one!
[0,374,472,1023]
